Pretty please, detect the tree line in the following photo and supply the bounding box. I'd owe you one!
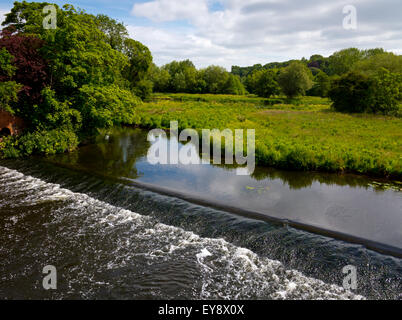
[153,47,402,116]
[149,61,245,95]
[0,2,401,159]
[232,48,402,115]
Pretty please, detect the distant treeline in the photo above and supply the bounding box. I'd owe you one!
[150,48,402,116]
[232,48,393,78]
[230,48,402,114]
[149,61,245,95]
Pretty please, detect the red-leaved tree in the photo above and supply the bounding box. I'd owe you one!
[0,27,49,108]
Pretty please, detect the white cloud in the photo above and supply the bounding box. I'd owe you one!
[0,8,10,25]
[132,0,209,24]
[127,25,239,69]
[131,0,402,69]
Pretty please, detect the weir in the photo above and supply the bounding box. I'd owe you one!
[1,127,401,300]
[0,161,401,300]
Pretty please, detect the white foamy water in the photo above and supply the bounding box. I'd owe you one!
[0,166,365,300]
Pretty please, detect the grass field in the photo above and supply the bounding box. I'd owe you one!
[134,93,402,179]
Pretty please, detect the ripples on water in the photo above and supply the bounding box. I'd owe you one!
[0,163,401,300]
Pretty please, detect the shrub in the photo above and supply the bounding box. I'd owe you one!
[328,71,372,113]
[31,87,82,131]
[132,79,154,100]
[278,62,313,98]
[368,69,402,115]
[329,69,402,115]
[245,69,280,98]
[0,129,79,158]
[77,84,142,134]
[307,71,330,97]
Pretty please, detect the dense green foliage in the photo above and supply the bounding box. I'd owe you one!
[122,38,153,99]
[307,71,330,97]
[200,65,245,95]
[329,70,402,115]
[150,61,245,95]
[326,48,363,76]
[232,48,390,80]
[354,52,402,75]
[0,1,401,180]
[233,48,402,113]
[245,69,280,98]
[134,93,402,179]
[0,1,149,157]
[0,128,79,158]
[0,48,21,113]
[77,84,141,134]
[277,62,313,99]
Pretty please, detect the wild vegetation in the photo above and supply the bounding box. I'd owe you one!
[133,94,402,179]
[0,2,150,157]
[150,61,245,95]
[234,48,402,110]
[0,2,401,180]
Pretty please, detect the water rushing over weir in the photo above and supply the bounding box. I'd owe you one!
[0,166,364,299]
[0,128,401,299]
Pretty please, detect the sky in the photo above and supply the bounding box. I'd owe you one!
[0,0,401,70]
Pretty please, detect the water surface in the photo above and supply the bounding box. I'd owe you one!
[48,128,402,254]
[0,127,401,300]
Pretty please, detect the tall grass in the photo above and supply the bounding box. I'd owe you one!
[135,93,402,179]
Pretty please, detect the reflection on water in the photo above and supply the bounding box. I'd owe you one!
[1,127,402,299]
[46,127,402,253]
[51,129,149,179]
[49,127,391,188]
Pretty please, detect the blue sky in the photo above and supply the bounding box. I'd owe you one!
[1,0,401,69]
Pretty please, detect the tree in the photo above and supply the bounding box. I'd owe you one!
[278,62,313,98]
[353,52,402,75]
[328,71,372,113]
[0,28,49,112]
[328,69,401,115]
[157,62,245,95]
[95,14,128,52]
[223,74,245,95]
[95,14,154,99]
[122,38,153,98]
[132,78,153,100]
[0,80,21,114]
[0,2,151,158]
[327,48,363,76]
[245,69,280,98]
[32,87,82,131]
[369,69,402,114]
[231,64,262,79]
[77,84,141,134]
[307,71,330,97]
[201,65,229,93]
[362,48,386,59]
[123,39,152,85]
[0,47,21,113]
[163,60,197,93]
[149,64,170,92]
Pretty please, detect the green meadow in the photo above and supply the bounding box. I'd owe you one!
[134,94,402,179]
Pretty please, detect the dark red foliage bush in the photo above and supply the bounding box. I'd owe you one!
[0,27,49,105]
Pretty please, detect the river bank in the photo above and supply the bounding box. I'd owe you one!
[1,126,402,299]
[132,94,402,180]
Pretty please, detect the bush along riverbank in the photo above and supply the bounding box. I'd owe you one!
[0,3,148,158]
[1,3,401,181]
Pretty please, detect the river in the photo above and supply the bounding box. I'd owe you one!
[0,128,401,299]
